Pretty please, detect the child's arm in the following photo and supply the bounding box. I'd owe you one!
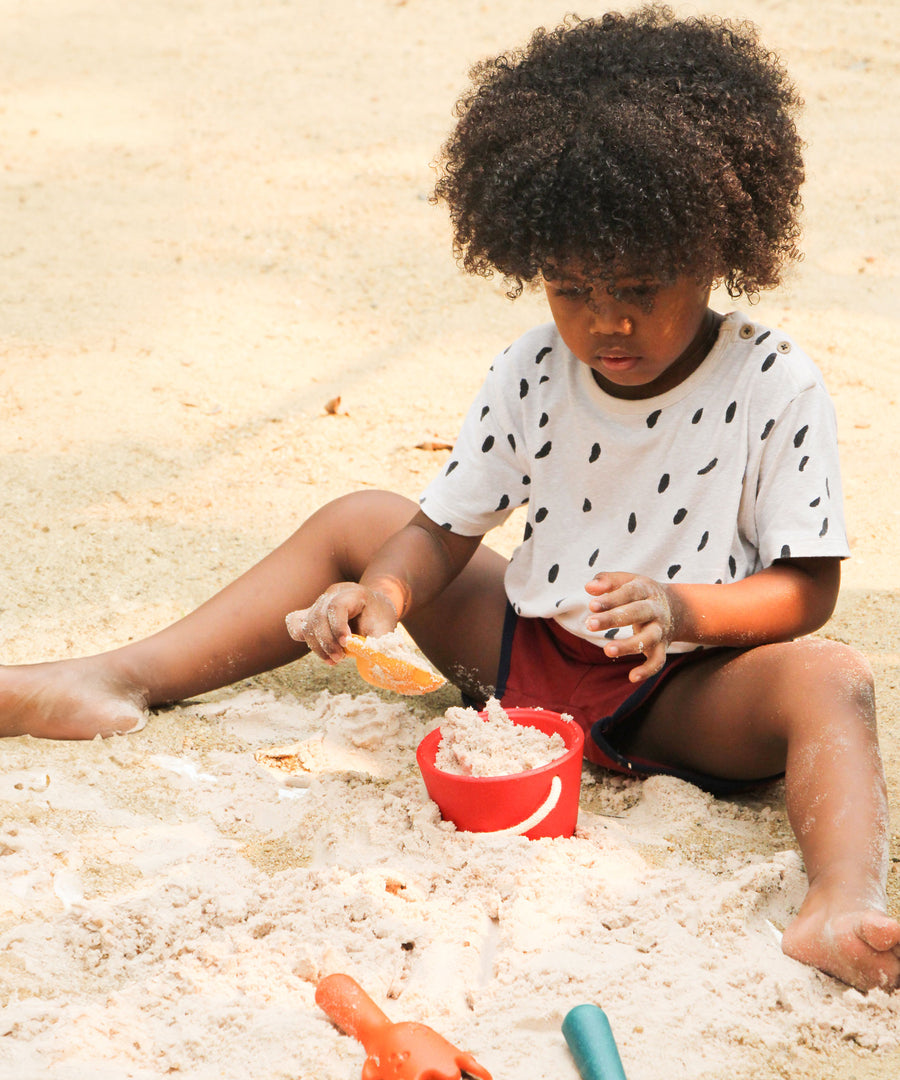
[585,557,841,682]
[289,511,483,662]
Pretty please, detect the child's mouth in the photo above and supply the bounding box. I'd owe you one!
[597,354,641,371]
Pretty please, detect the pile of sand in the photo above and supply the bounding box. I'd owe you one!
[434,698,567,776]
[1,690,898,1079]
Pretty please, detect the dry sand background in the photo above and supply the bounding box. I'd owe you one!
[1,1,899,1077]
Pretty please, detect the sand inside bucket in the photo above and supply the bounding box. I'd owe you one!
[434,698,568,777]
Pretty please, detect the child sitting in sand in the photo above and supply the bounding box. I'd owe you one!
[2,5,898,994]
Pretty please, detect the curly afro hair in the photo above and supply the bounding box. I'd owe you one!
[432,5,804,299]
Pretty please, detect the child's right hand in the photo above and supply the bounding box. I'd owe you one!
[285,584,399,664]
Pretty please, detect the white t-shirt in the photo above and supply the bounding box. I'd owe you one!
[419,312,849,651]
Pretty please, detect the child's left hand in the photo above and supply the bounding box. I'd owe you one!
[585,572,677,681]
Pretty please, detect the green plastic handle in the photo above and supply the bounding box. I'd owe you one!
[562,1004,628,1080]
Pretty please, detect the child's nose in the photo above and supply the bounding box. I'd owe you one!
[587,302,633,335]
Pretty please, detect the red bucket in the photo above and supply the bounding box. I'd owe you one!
[416,707,584,840]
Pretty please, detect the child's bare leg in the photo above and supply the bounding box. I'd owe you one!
[0,491,508,741]
[618,638,900,991]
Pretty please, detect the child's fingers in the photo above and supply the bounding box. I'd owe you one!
[286,586,399,664]
[285,586,362,663]
[585,571,637,596]
[285,605,344,663]
[284,609,309,642]
[605,629,666,681]
[628,647,665,682]
[586,598,657,635]
[586,572,658,617]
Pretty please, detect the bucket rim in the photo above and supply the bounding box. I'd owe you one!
[416,706,584,784]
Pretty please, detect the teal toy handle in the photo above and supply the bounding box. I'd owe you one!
[562,1004,627,1080]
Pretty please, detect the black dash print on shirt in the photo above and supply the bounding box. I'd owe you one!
[535,441,552,459]
[697,458,718,475]
[440,522,452,530]
[522,474,531,485]
[604,628,619,639]
[761,419,775,440]
[799,455,809,472]
[539,412,549,428]
[523,522,533,541]
[761,353,776,372]
[820,518,829,537]
[555,598,565,608]
[589,443,601,463]
[481,435,495,452]
[519,378,529,398]
[480,405,490,420]
[698,530,709,551]
[667,564,681,579]
[673,508,687,524]
[646,409,662,428]
[810,496,821,507]
[658,473,670,493]
[446,460,459,474]
[589,548,599,567]
[728,555,737,577]
[535,506,549,523]
[535,346,551,363]
[794,425,808,448]
[692,408,703,424]
[826,478,830,497]
[507,433,516,451]
[628,512,637,533]
[781,544,791,558]
[583,498,592,512]
[548,564,559,583]
[495,494,509,511]
[755,330,771,345]
[725,401,737,423]
[539,374,550,384]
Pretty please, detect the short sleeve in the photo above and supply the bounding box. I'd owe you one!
[418,361,532,537]
[753,384,849,566]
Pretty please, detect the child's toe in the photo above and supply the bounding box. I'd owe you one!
[856,911,900,954]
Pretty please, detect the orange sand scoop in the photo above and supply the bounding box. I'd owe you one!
[343,635,446,696]
[315,973,492,1080]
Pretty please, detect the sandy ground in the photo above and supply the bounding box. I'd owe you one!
[1,1,899,1077]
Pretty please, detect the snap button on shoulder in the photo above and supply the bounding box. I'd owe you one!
[777,340,792,354]
[739,323,755,339]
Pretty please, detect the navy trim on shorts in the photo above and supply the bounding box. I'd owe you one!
[468,603,783,797]
[587,663,783,796]
[460,600,518,711]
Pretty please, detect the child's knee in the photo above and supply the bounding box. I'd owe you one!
[781,638,875,716]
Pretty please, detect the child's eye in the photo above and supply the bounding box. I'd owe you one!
[554,285,591,300]
[612,283,659,302]
[609,282,661,311]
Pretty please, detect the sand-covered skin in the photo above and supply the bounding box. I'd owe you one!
[1,2,899,1078]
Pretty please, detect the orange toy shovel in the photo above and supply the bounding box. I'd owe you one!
[342,635,447,696]
[315,973,493,1080]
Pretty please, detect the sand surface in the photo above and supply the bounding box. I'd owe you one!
[1,1,899,1077]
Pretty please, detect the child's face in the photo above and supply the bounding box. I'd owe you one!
[543,271,713,399]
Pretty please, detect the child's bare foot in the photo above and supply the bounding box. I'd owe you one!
[0,659,148,740]
[782,877,900,991]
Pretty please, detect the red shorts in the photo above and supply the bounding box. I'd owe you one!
[467,606,771,795]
